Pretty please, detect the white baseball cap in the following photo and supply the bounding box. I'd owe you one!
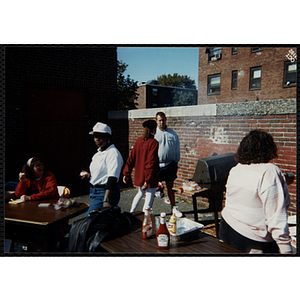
[89,122,112,135]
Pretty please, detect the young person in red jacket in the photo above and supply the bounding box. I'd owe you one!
[123,120,159,212]
[15,157,59,201]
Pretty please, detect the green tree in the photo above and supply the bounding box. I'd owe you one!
[173,91,197,106]
[117,60,139,110]
[156,73,197,106]
[157,73,196,89]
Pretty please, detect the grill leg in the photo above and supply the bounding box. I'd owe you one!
[214,207,219,239]
[210,190,223,239]
[192,194,198,222]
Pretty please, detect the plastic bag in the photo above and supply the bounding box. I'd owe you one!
[182,181,201,192]
[54,198,77,210]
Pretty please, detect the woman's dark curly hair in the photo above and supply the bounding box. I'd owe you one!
[21,157,44,179]
[235,130,278,164]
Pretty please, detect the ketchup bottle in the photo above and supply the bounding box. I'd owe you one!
[156,212,170,249]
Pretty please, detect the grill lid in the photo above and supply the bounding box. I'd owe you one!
[192,153,237,184]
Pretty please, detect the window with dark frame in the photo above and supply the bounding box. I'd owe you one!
[208,47,222,62]
[208,74,221,95]
[283,61,297,87]
[232,47,238,55]
[232,70,237,90]
[251,47,263,53]
[152,88,158,96]
[249,67,262,90]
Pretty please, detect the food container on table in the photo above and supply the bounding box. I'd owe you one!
[167,218,204,242]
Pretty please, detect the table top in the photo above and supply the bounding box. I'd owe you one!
[100,212,243,255]
[173,186,209,196]
[5,199,88,227]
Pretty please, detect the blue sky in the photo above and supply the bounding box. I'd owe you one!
[117,47,199,87]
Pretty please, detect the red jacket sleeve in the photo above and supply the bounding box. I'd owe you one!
[15,180,30,198]
[123,140,137,177]
[144,139,159,184]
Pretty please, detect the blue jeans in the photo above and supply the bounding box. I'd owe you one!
[85,184,120,217]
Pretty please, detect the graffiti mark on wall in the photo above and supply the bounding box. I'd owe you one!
[209,126,229,144]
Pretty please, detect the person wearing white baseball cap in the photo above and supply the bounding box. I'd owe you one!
[80,122,123,216]
[89,122,112,136]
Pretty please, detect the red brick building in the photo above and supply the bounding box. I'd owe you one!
[198,46,297,104]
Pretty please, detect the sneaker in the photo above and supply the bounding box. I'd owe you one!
[164,198,170,204]
[172,206,183,218]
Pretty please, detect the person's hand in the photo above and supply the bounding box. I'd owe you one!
[141,182,148,190]
[103,201,111,208]
[19,172,26,182]
[123,175,129,184]
[20,195,30,201]
[80,170,90,179]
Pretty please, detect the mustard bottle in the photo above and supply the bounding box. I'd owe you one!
[168,212,177,234]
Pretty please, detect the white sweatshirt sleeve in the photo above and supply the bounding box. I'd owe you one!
[260,168,292,253]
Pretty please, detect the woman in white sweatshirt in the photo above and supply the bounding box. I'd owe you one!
[219,130,292,254]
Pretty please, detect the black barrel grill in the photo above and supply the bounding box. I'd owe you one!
[192,153,238,188]
[183,153,237,237]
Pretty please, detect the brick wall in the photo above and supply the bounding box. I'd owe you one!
[198,47,297,104]
[109,99,297,214]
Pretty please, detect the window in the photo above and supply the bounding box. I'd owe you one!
[208,47,222,62]
[232,70,237,90]
[249,67,261,90]
[232,47,238,55]
[208,74,221,95]
[283,61,297,87]
[251,47,263,53]
[152,88,158,96]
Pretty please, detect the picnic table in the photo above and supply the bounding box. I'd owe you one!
[5,199,88,252]
[100,212,243,255]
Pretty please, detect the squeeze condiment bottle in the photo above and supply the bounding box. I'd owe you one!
[156,212,170,249]
[142,208,152,239]
[149,208,154,236]
[168,212,177,234]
